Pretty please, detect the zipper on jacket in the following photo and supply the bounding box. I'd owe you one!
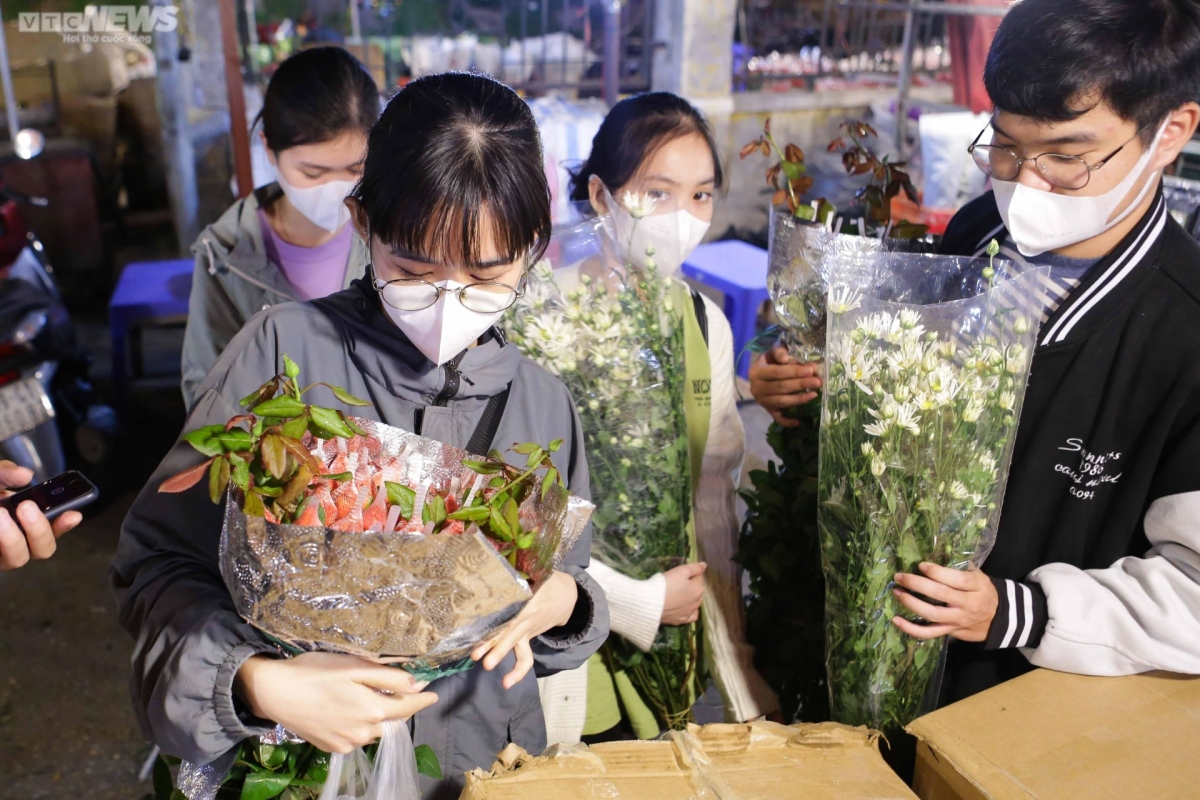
[432,351,469,407]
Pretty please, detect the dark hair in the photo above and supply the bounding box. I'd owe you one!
[984,0,1200,144]
[352,72,551,269]
[568,92,724,203]
[257,47,380,152]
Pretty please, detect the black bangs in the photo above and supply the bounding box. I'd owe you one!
[353,72,551,269]
[984,0,1200,142]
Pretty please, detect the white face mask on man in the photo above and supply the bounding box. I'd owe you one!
[276,171,356,233]
[603,188,710,275]
[992,121,1168,257]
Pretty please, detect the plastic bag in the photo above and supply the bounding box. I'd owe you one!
[817,250,1048,734]
[318,720,420,800]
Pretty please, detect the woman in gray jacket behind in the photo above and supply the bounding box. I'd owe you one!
[182,47,377,408]
[112,73,609,799]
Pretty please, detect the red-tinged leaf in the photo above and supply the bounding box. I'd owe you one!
[225,415,254,432]
[842,152,856,172]
[261,435,288,481]
[852,163,874,176]
[239,377,281,410]
[209,457,230,504]
[159,457,216,494]
[766,164,781,188]
[760,140,771,157]
[740,140,761,160]
[903,179,920,204]
[784,144,804,163]
[279,436,322,475]
[863,123,878,138]
[772,189,786,207]
[786,192,799,214]
[827,137,845,153]
[278,465,313,511]
[764,117,772,134]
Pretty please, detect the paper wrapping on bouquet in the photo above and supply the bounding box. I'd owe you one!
[816,251,1048,734]
[220,417,593,665]
[767,209,937,362]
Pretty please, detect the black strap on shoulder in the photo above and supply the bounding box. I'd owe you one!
[466,384,512,456]
[691,290,710,347]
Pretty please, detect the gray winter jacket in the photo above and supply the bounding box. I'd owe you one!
[112,279,608,799]
[182,183,370,409]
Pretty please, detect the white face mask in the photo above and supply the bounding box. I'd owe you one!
[992,121,1167,257]
[376,278,506,367]
[605,192,710,275]
[276,171,355,233]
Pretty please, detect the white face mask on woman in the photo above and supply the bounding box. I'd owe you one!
[376,279,506,366]
[992,121,1168,257]
[604,188,710,275]
[276,171,355,233]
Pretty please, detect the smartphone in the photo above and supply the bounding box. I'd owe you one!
[0,470,99,520]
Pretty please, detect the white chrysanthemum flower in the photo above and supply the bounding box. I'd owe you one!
[950,480,971,500]
[871,453,887,477]
[963,397,986,423]
[915,391,937,412]
[1006,343,1028,375]
[829,285,864,315]
[999,390,1016,411]
[622,191,658,219]
[861,442,875,457]
[898,308,922,330]
[896,402,921,435]
[864,418,893,437]
[979,452,997,474]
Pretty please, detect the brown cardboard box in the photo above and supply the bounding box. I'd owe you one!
[907,669,1200,800]
[460,720,918,799]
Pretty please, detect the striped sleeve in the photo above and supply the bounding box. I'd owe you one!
[985,577,1049,651]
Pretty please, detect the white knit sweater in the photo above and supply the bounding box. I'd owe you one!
[538,287,780,745]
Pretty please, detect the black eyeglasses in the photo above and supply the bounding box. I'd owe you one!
[968,123,1148,191]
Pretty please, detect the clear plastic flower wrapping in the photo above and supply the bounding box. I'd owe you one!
[219,417,593,666]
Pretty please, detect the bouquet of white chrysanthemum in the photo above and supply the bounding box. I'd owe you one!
[506,194,702,731]
[817,246,1046,734]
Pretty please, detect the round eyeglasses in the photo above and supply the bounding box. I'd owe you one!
[372,276,524,314]
[968,124,1147,191]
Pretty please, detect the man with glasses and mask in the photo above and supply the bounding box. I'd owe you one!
[882,0,1200,705]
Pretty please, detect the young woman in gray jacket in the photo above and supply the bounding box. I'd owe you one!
[112,73,609,799]
[182,47,377,408]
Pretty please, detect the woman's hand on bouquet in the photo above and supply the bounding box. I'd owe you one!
[661,562,706,625]
[235,652,438,754]
[748,347,823,427]
[890,563,999,643]
[0,461,83,570]
[471,570,577,690]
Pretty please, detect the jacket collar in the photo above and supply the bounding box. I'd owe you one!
[970,184,1169,347]
[310,278,521,403]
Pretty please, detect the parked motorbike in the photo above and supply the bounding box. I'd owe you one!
[0,177,115,483]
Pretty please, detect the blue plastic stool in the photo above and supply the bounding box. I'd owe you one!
[682,240,770,379]
[108,259,194,405]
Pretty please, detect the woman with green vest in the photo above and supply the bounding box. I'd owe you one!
[536,93,780,743]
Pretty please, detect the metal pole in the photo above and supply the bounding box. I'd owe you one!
[349,0,362,43]
[894,0,918,156]
[0,2,23,140]
[219,0,253,198]
[603,0,621,106]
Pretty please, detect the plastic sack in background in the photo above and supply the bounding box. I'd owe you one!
[506,198,703,731]
[816,250,1047,734]
[220,417,593,668]
[917,111,990,211]
[318,721,420,800]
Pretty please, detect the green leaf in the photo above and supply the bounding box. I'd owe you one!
[183,424,228,457]
[244,492,266,518]
[516,531,535,549]
[240,770,294,800]
[541,467,558,501]
[488,505,514,541]
[209,457,231,504]
[511,442,539,455]
[341,412,370,437]
[548,438,564,453]
[261,435,288,481]
[423,494,448,527]
[503,498,520,535]
[153,755,174,799]
[280,413,309,441]
[780,160,807,180]
[212,428,254,452]
[463,459,504,475]
[414,744,443,780]
[386,482,416,519]
[309,406,355,439]
[321,472,353,483]
[279,465,313,511]
[252,395,307,419]
[240,377,281,409]
[283,355,300,381]
[329,384,372,407]
[524,448,546,469]
[448,505,490,522]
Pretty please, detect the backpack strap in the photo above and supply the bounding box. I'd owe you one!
[466,384,512,456]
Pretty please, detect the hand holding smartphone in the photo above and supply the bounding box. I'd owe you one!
[0,470,99,520]
[0,468,96,570]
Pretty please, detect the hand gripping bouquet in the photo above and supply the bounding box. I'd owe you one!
[817,244,1047,734]
[157,357,593,800]
[506,192,705,732]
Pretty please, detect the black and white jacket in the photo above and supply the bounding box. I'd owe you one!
[938,186,1200,702]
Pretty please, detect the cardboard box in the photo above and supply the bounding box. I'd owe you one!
[907,669,1200,800]
[461,720,918,799]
